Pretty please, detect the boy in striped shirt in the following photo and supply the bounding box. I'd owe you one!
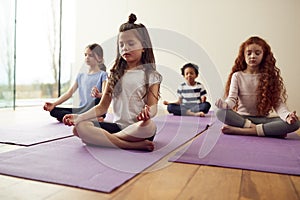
[163,63,211,117]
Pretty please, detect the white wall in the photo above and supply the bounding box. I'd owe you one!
[73,0,300,112]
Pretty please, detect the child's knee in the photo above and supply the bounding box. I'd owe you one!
[204,102,211,112]
[73,121,91,138]
[289,120,300,132]
[216,109,226,122]
[72,127,79,137]
[167,104,173,113]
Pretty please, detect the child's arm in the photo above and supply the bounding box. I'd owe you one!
[215,73,239,109]
[43,82,78,111]
[91,80,107,99]
[137,83,160,121]
[164,83,183,105]
[63,83,112,126]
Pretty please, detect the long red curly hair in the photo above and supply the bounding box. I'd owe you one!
[224,36,287,116]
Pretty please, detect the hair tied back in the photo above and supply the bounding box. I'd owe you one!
[128,13,137,24]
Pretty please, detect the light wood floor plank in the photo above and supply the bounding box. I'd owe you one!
[112,162,199,200]
[240,170,299,200]
[290,175,300,199]
[176,166,242,200]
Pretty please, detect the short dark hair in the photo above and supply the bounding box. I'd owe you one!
[181,63,199,76]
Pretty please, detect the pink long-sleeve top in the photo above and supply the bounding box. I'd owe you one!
[225,71,290,120]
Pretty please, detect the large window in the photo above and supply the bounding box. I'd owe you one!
[0,0,74,108]
[0,0,15,108]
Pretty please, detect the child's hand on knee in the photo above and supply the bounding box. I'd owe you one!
[137,105,150,121]
[215,98,229,109]
[63,114,77,126]
[286,111,298,124]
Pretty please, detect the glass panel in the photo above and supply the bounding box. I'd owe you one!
[0,0,15,108]
[0,0,75,108]
[59,0,75,103]
[43,0,75,105]
[15,0,61,106]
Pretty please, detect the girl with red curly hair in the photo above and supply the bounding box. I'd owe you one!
[215,36,299,137]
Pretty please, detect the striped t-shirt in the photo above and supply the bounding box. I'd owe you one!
[177,81,207,105]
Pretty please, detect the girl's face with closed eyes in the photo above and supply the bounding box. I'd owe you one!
[244,43,264,68]
[118,30,144,68]
[84,48,101,67]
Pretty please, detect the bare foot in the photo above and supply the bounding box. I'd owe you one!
[221,125,257,136]
[198,112,205,117]
[143,140,155,151]
[83,139,155,151]
[126,140,155,151]
[186,110,205,117]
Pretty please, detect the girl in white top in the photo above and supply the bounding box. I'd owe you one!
[63,14,162,151]
[215,36,299,137]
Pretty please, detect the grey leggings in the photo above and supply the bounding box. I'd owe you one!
[216,109,300,137]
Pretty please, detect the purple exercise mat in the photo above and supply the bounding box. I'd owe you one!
[0,114,213,193]
[0,109,73,146]
[0,110,118,146]
[170,120,300,175]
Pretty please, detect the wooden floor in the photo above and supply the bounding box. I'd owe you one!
[0,107,300,200]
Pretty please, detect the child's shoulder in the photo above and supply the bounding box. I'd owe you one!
[233,71,243,76]
[99,70,108,75]
[232,71,246,78]
[147,69,162,83]
[180,81,202,85]
[233,71,259,78]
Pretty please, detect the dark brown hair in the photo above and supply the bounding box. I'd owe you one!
[109,13,161,99]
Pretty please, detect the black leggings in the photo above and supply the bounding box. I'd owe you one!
[167,102,211,116]
[50,98,105,122]
[92,121,156,141]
